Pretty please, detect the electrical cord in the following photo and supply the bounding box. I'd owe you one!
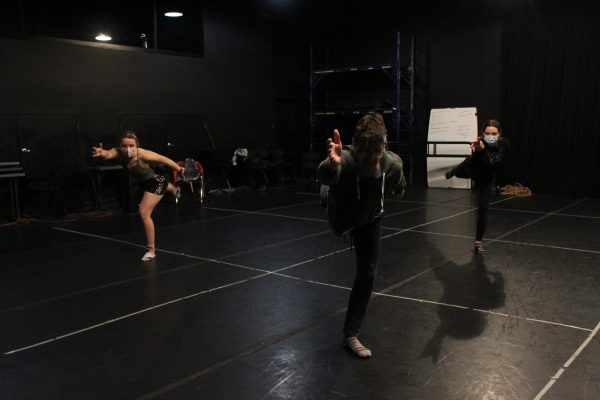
[0,210,113,227]
[499,183,532,197]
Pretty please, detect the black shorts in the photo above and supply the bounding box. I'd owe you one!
[140,174,168,196]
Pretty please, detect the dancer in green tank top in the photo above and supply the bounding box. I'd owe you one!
[92,130,183,261]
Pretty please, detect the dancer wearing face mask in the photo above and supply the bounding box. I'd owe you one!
[445,119,510,253]
[91,130,183,261]
[318,114,406,358]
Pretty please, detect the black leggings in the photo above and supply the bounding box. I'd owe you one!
[473,180,494,241]
[451,158,494,241]
[343,219,381,338]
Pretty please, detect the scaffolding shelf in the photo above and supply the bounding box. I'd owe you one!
[309,32,416,189]
[313,64,396,75]
[313,108,397,116]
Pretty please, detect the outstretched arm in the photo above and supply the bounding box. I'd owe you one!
[470,137,484,153]
[91,143,119,160]
[326,129,343,169]
[318,129,345,186]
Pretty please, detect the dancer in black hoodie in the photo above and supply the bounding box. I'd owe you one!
[445,119,509,253]
[318,114,406,358]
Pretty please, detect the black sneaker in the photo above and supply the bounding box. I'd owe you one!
[445,170,453,179]
[474,244,485,254]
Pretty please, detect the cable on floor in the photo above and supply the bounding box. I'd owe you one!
[0,210,113,227]
[499,183,532,197]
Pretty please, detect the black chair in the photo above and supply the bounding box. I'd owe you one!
[27,172,66,216]
[269,148,295,184]
[0,162,25,220]
[247,148,271,189]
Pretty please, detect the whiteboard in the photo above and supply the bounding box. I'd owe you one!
[427,107,478,189]
[428,107,478,141]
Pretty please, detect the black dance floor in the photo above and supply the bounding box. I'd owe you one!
[1,186,599,399]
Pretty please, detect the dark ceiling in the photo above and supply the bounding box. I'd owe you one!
[1,0,205,55]
[1,0,592,57]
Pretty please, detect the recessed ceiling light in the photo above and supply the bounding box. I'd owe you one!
[164,11,183,17]
[95,33,112,41]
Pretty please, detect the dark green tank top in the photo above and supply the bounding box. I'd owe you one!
[128,162,154,182]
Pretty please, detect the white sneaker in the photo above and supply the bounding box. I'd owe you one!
[141,251,156,261]
[344,336,372,358]
[175,186,182,204]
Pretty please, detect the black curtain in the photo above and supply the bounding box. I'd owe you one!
[501,0,600,196]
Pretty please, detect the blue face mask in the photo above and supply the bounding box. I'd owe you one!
[483,134,498,146]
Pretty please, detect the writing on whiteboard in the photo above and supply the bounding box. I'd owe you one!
[428,107,478,142]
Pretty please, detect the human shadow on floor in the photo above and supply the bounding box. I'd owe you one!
[420,251,505,363]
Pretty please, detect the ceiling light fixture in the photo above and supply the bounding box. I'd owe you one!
[95,33,112,41]
[164,11,183,17]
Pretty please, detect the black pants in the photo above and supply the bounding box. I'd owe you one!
[452,157,494,241]
[473,179,494,240]
[343,219,382,338]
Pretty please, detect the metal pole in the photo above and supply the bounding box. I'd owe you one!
[410,35,415,133]
[153,0,158,49]
[410,35,415,184]
[395,32,401,143]
[309,44,314,151]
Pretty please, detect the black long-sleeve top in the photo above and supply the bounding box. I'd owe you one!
[473,137,510,180]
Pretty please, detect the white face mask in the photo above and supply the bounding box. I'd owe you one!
[121,146,137,158]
